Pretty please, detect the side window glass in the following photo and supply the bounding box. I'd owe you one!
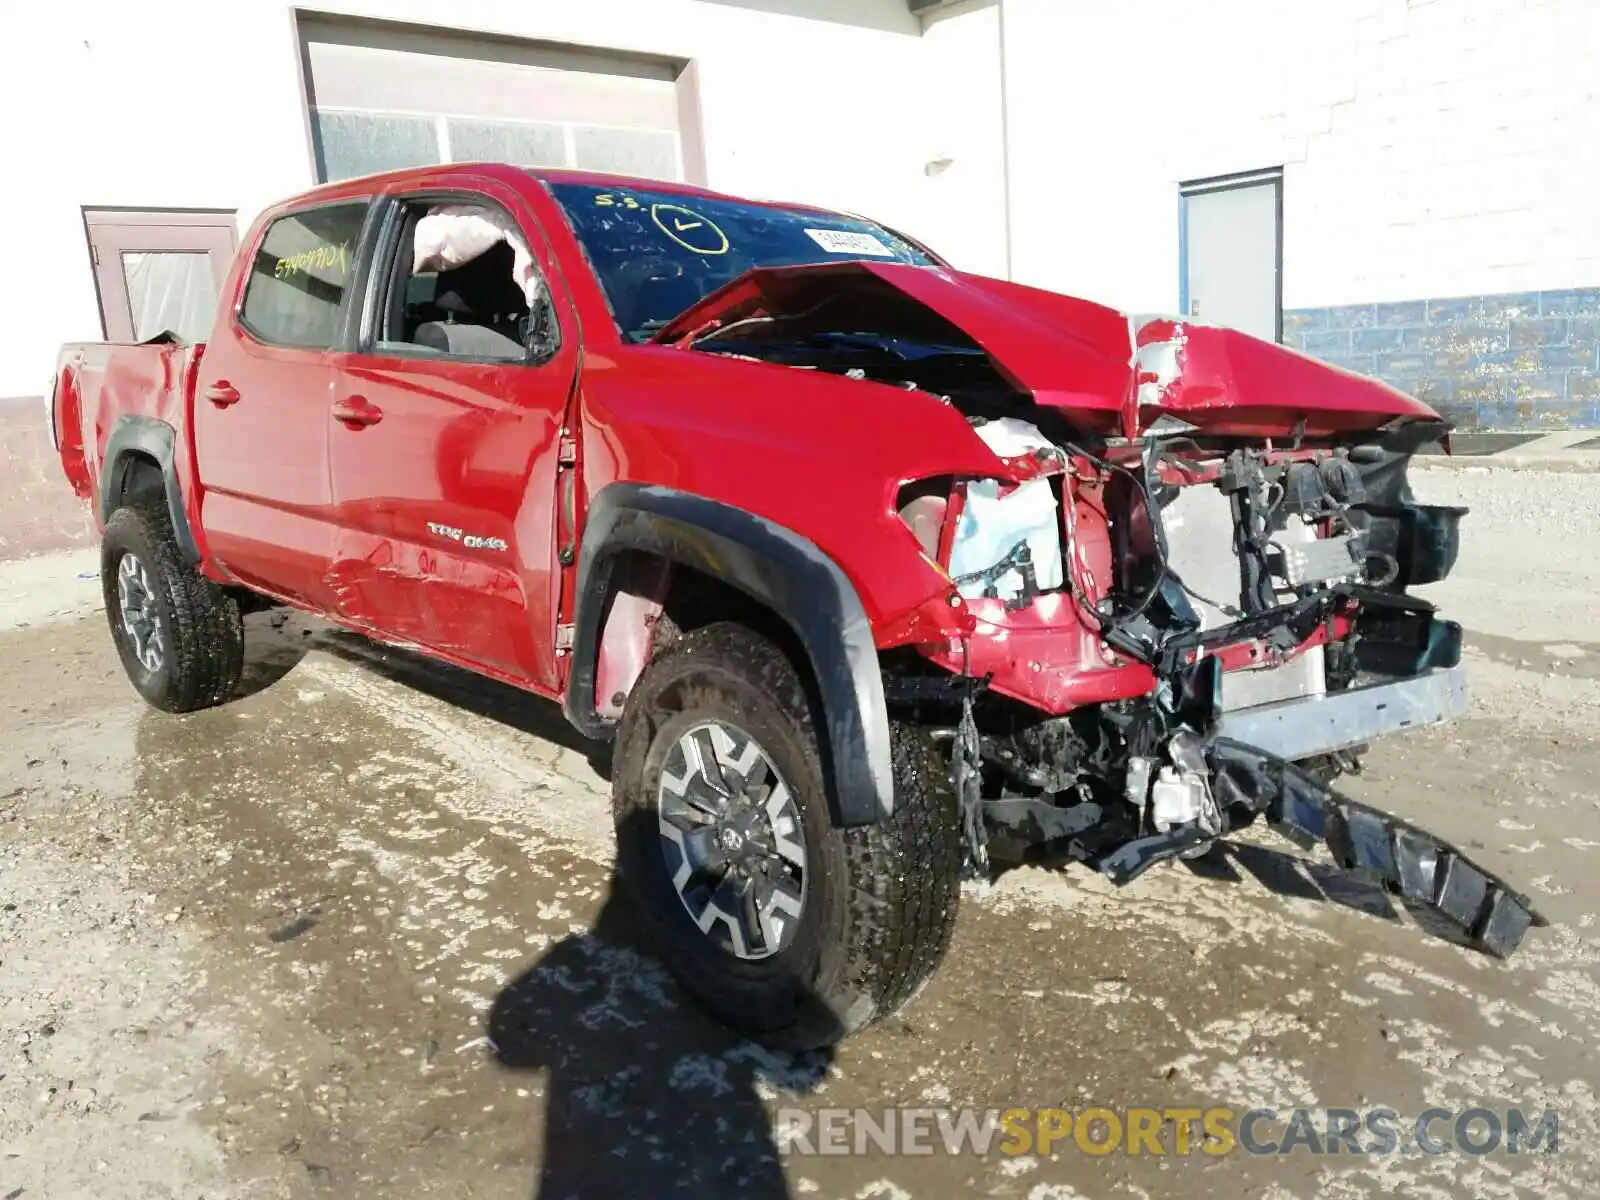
[376,201,551,362]
[239,204,367,349]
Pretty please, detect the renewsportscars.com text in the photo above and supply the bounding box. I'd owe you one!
[775,1105,1559,1158]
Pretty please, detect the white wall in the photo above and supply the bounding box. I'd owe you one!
[1,0,1008,398]
[1001,0,1600,315]
[905,1,1009,278]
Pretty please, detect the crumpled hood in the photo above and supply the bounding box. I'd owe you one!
[654,261,1439,436]
[1125,315,1439,436]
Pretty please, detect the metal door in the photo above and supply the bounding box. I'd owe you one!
[1180,171,1282,342]
[192,200,370,607]
[329,181,578,687]
[83,209,237,343]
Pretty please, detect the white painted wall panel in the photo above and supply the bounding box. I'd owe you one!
[1002,0,1600,316]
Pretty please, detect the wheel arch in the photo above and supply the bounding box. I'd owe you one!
[99,416,200,564]
[563,483,894,827]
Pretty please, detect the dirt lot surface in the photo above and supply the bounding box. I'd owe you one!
[3,463,1599,1199]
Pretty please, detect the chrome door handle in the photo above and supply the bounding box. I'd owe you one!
[204,381,240,407]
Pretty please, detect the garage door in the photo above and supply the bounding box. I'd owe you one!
[300,20,690,184]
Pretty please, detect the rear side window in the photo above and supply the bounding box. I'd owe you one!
[239,203,368,348]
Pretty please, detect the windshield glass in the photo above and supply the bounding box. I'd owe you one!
[545,181,935,341]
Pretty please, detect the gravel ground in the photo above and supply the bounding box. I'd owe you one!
[3,462,1599,1199]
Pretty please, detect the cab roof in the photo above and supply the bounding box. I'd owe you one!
[274,161,845,219]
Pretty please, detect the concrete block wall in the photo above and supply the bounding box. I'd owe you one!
[1286,287,1600,431]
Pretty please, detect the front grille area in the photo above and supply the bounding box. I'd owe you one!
[1158,484,1329,711]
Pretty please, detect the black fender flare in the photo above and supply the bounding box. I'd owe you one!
[562,483,894,827]
[98,416,200,563]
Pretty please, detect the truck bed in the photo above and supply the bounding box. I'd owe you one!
[54,340,202,521]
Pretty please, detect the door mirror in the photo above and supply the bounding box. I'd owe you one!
[525,292,561,365]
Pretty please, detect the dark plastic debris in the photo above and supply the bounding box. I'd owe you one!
[1205,737,1545,959]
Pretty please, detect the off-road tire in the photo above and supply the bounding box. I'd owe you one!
[612,622,963,1049]
[102,504,244,712]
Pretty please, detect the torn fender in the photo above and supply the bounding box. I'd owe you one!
[99,414,201,563]
[564,483,893,828]
[1129,317,1439,437]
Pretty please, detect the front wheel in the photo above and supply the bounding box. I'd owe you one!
[102,504,243,712]
[612,622,963,1050]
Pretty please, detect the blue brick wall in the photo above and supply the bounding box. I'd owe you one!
[1283,287,1600,431]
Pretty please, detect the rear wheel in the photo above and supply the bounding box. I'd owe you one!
[612,622,962,1049]
[102,505,243,712]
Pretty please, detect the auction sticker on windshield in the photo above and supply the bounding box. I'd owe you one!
[805,229,896,257]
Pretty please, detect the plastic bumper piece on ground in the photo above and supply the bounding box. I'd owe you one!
[1208,737,1546,958]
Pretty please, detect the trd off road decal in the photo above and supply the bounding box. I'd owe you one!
[427,522,508,552]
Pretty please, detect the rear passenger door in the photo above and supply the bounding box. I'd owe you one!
[193,200,371,606]
[327,179,578,686]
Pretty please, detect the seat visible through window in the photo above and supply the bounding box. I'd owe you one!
[381,203,535,360]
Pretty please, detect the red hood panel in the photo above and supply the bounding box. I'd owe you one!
[654,261,1131,412]
[1129,317,1438,434]
[655,263,1440,435]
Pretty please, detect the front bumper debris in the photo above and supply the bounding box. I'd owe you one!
[1096,736,1543,958]
[1211,738,1545,956]
[1215,666,1468,763]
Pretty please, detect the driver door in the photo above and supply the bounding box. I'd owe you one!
[327,178,579,688]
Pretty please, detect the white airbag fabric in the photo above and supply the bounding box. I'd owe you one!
[413,205,544,308]
[948,418,1064,601]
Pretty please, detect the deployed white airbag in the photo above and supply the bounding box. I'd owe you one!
[948,418,1064,601]
[413,204,544,308]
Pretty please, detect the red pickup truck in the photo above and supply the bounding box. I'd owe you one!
[52,163,1540,1048]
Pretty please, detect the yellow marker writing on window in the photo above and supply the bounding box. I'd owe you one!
[651,204,729,256]
[274,241,349,280]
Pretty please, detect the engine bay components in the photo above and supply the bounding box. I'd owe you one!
[1149,729,1223,837]
[1269,528,1366,587]
[948,418,1065,603]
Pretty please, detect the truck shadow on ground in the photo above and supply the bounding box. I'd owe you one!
[202,616,835,1197]
[1182,837,1402,919]
[210,604,1513,1196]
[488,814,834,1199]
[134,664,829,1199]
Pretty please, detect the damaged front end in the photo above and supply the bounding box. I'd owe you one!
[893,416,1539,958]
[938,383,1541,957]
[665,266,1543,959]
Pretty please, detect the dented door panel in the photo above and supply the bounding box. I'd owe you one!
[327,178,580,688]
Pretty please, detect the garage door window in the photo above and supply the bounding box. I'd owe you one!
[302,22,689,184]
[315,112,440,180]
[239,204,369,349]
[315,109,683,184]
[449,118,567,166]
